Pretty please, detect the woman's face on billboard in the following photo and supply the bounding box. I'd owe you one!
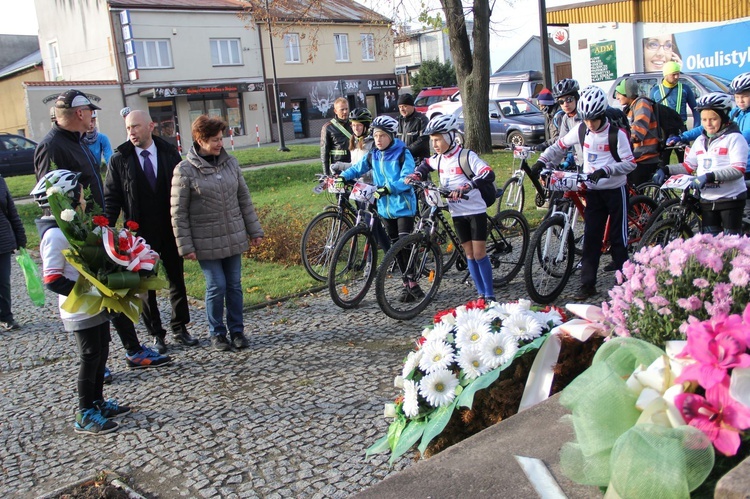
[643,35,674,72]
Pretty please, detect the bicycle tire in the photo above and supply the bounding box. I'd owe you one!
[375,233,443,321]
[547,198,584,256]
[496,177,524,214]
[637,217,694,252]
[434,213,461,273]
[523,215,575,304]
[327,225,378,309]
[301,211,354,281]
[625,195,658,251]
[643,197,701,235]
[488,210,529,287]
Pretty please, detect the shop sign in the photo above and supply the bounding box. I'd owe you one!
[145,82,264,98]
[589,40,617,83]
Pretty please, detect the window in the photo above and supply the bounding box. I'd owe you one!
[210,39,242,66]
[48,41,62,80]
[360,33,374,61]
[188,92,244,136]
[284,34,300,63]
[334,34,349,62]
[134,40,173,69]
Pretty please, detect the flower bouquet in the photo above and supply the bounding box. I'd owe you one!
[46,187,166,323]
[366,298,570,463]
[603,233,750,348]
[560,304,750,498]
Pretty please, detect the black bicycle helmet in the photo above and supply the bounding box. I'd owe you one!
[576,86,607,120]
[730,72,750,95]
[552,78,580,99]
[30,169,82,208]
[695,92,734,123]
[349,108,373,123]
[424,114,460,135]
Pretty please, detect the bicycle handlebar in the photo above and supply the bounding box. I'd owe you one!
[410,180,469,200]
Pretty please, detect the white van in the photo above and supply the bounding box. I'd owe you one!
[489,70,544,99]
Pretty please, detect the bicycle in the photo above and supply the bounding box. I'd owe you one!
[523,171,657,304]
[375,180,529,320]
[636,174,704,249]
[495,146,559,214]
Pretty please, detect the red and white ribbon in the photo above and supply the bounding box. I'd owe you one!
[103,228,159,272]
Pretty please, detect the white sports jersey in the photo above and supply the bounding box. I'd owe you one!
[424,146,491,217]
[684,131,748,201]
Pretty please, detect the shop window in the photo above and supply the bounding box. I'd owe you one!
[134,40,173,69]
[360,34,374,62]
[334,34,349,62]
[188,92,245,136]
[284,34,301,63]
[210,39,242,66]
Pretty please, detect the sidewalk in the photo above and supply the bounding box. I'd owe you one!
[0,252,617,498]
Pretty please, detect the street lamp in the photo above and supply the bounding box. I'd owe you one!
[265,0,290,152]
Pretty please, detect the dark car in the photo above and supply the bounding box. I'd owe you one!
[0,133,37,177]
[454,98,545,147]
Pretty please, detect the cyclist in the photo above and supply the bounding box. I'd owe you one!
[614,77,662,186]
[335,116,420,301]
[532,86,636,299]
[331,107,374,181]
[320,97,352,176]
[407,114,498,302]
[534,88,563,152]
[530,79,581,179]
[650,61,699,164]
[655,92,748,235]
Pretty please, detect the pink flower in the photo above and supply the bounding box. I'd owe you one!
[675,379,750,456]
[693,278,710,289]
[729,267,750,287]
[677,296,702,311]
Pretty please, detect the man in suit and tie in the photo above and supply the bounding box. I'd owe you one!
[105,110,198,353]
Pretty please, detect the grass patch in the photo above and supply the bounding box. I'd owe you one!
[232,144,319,167]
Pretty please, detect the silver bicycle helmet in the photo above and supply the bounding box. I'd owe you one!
[552,78,580,99]
[730,72,750,94]
[424,114,460,135]
[577,86,607,120]
[370,115,399,135]
[30,169,82,208]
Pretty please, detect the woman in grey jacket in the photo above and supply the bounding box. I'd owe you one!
[171,116,264,351]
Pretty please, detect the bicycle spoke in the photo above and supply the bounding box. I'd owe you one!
[524,216,574,304]
[328,227,377,309]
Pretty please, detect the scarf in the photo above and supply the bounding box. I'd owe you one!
[82,129,99,145]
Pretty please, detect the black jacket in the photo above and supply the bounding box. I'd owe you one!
[397,110,430,163]
[320,118,352,175]
[0,177,26,254]
[34,124,105,209]
[104,135,182,249]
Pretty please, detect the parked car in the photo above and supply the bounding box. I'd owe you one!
[607,71,732,129]
[413,86,459,113]
[0,133,37,177]
[426,90,462,120]
[454,98,545,147]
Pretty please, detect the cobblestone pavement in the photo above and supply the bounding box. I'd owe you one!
[0,250,616,498]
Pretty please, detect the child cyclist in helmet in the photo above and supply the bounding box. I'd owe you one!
[656,92,748,235]
[335,115,420,300]
[407,115,498,302]
[31,170,129,435]
[533,86,636,300]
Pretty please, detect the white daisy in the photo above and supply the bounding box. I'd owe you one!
[422,322,454,343]
[418,340,455,374]
[402,349,423,378]
[419,369,459,407]
[479,332,519,369]
[533,309,563,329]
[456,307,491,327]
[455,317,491,352]
[60,209,76,222]
[500,312,543,341]
[457,346,490,379]
[402,379,420,417]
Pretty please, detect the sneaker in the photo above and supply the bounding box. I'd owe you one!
[95,399,131,419]
[603,262,620,272]
[152,335,167,354]
[103,366,113,385]
[0,320,20,331]
[125,346,172,369]
[230,332,249,349]
[573,284,598,301]
[211,334,231,351]
[173,328,199,347]
[74,408,118,435]
[398,286,412,303]
[409,284,425,299]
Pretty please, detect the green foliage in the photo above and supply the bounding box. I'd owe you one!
[411,59,457,94]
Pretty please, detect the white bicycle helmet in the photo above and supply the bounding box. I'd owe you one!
[370,115,399,136]
[552,78,580,99]
[424,114,460,135]
[577,86,607,120]
[696,92,734,116]
[730,72,750,94]
[30,169,82,208]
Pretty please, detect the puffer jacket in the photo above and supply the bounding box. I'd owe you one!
[171,145,264,260]
[0,177,26,254]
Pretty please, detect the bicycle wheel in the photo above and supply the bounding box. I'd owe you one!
[375,233,443,320]
[625,195,658,251]
[637,218,694,251]
[300,211,354,281]
[488,210,529,287]
[643,197,701,235]
[523,215,575,304]
[550,199,585,255]
[496,177,524,214]
[435,213,460,273]
[327,226,378,309]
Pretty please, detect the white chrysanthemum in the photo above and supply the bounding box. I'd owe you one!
[46,186,62,196]
[533,309,563,328]
[457,346,490,379]
[418,340,455,374]
[402,349,423,378]
[402,379,420,417]
[500,312,543,341]
[60,209,76,222]
[479,332,519,369]
[422,322,454,343]
[419,369,459,407]
[455,317,491,352]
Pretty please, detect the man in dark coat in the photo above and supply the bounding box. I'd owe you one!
[105,110,198,353]
[396,93,430,165]
[320,97,352,175]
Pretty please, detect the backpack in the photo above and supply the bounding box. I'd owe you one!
[577,106,632,163]
[456,147,498,207]
[643,96,687,148]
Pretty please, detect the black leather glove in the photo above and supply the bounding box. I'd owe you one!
[587,169,609,183]
[534,144,546,152]
[373,186,390,199]
[530,161,545,179]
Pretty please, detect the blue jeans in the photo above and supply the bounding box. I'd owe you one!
[198,254,243,337]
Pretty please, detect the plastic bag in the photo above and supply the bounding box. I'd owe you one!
[15,248,45,307]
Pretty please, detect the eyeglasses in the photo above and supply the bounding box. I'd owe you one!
[557,96,575,105]
[645,40,673,51]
